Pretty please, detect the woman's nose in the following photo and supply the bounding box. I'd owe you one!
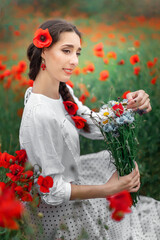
[70,54,79,66]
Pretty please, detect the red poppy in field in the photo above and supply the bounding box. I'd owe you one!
[130,54,140,65]
[0,61,6,71]
[0,185,24,229]
[17,108,23,118]
[73,67,81,75]
[94,50,104,58]
[108,33,115,39]
[79,94,87,104]
[13,30,20,36]
[107,51,117,60]
[106,190,132,221]
[118,59,125,65]
[37,175,54,193]
[66,80,74,88]
[90,96,97,103]
[15,186,33,202]
[63,101,78,115]
[17,61,27,73]
[154,57,158,64]
[33,28,52,48]
[122,90,131,99]
[20,170,34,182]
[99,70,109,81]
[86,63,95,72]
[134,66,141,75]
[3,69,11,77]
[3,78,12,90]
[6,164,24,182]
[0,182,6,191]
[93,42,103,52]
[103,58,109,64]
[147,61,154,68]
[71,116,87,129]
[0,152,16,168]
[120,36,126,43]
[151,76,157,85]
[15,149,27,166]
[134,40,140,47]
[112,103,124,117]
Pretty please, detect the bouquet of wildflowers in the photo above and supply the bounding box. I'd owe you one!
[90,99,139,205]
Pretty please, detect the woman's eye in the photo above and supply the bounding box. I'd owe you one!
[77,52,81,56]
[63,49,70,54]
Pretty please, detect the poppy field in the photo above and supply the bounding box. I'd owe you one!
[0,1,160,237]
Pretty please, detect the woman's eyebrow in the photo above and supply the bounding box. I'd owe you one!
[61,44,81,51]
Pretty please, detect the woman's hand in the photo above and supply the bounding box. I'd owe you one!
[126,90,152,114]
[104,162,140,196]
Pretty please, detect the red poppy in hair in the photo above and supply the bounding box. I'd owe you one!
[71,116,87,129]
[63,101,78,115]
[33,28,52,48]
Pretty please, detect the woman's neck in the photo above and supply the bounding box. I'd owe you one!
[32,71,60,100]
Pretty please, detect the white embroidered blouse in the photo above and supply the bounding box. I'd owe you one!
[19,85,103,205]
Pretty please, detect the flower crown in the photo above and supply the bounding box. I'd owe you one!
[33,28,52,48]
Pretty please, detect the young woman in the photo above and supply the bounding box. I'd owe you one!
[19,19,159,240]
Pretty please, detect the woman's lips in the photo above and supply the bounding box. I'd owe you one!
[63,68,73,75]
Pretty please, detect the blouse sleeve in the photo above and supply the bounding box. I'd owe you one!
[20,103,71,205]
[67,85,104,140]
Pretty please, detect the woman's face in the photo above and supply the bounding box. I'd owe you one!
[41,31,81,83]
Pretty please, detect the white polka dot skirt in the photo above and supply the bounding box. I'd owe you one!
[28,151,160,240]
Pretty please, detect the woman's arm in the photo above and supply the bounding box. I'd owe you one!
[70,162,140,200]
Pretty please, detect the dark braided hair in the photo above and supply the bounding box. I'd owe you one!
[27,19,90,132]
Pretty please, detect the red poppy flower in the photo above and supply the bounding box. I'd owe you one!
[0,152,16,168]
[147,61,154,68]
[71,116,87,129]
[103,58,109,64]
[151,76,157,85]
[6,164,24,182]
[0,61,6,71]
[86,63,95,72]
[118,59,125,65]
[99,70,109,81]
[17,61,27,73]
[15,149,27,165]
[0,186,24,229]
[112,103,124,117]
[37,175,54,193]
[94,50,104,58]
[20,170,34,182]
[0,182,6,191]
[106,190,132,221]
[33,28,52,48]
[134,40,140,47]
[122,90,131,99]
[93,42,103,52]
[66,80,74,88]
[107,51,117,60]
[134,66,141,75]
[79,94,87,104]
[130,54,140,65]
[90,96,97,103]
[15,186,33,202]
[73,67,81,75]
[63,101,78,115]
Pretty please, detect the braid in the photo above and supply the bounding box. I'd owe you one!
[27,43,42,80]
[59,82,90,133]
